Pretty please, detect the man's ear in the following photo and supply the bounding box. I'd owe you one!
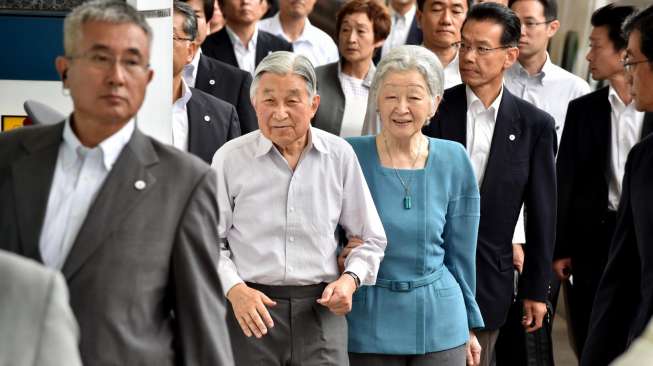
[546,19,560,39]
[310,94,321,117]
[504,46,520,70]
[55,56,70,85]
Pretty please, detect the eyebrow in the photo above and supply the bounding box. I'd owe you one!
[87,44,144,57]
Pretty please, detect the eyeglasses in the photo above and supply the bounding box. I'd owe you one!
[521,19,555,29]
[453,42,513,56]
[68,51,149,75]
[622,57,652,73]
[173,35,193,42]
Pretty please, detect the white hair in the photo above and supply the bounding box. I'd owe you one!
[250,51,317,101]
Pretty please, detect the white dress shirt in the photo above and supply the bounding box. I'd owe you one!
[338,62,376,137]
[172,78,193,151]
[465,85,503,186]
[39,118,135,269]
[381,4,417,57]
[212,127,387,293]
[259,13,339,67]
[608,86,645,211]
[183,50,201,88]
[225,25,258,75]
[444,52,462,90]
[505,53,590,145]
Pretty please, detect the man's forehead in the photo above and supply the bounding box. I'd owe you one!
[463,20,503,42]
[80,21,150,55]
[429,0,467,9]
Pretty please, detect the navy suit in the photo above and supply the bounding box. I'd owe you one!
[201,27,292,70]
[187,87,240,164]
[195,54,257,134]
[423,84,557,330]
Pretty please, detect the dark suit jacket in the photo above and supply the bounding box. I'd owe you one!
[195,54,257,134]
[372,15,423,64]
[555,86,653,273]
[581,134,653,366]
[201,27,292,71]
[188,87,241,164]
[423,84,557,329]
[313,62,345,135]
[0,123,234,366]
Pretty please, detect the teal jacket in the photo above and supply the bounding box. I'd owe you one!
[346,136,484,354]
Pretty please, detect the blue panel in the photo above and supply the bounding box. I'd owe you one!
[0,15,65,81]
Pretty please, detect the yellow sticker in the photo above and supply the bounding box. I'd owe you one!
[1,116,29,132]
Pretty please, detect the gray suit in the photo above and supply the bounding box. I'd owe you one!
[0,250,81,366]
[313,62,346,135]
[0,122,234,366]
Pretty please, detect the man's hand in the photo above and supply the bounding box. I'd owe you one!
[226,283,277,338]
[466,331,482,366]
[338,237,363,273]
[316,274,357,315]
[553,258,572,280]
[512,243,525,274]
[522,299,548,333]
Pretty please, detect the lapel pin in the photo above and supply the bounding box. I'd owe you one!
[134,180,146,190]
[509,134,516,141]
[209,79,216,85]
[204,115,211,122]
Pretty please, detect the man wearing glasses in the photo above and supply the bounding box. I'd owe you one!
[0,1,233,364]
[581,4,653,366]
[423,3,556,366]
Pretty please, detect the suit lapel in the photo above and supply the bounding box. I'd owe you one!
[255,32,268,66]
[208,29,238,67]
[406,17,423,45]
[61,129,159,280]
[438,86,467,146]
[187,91,217,163]
[196,55,221,95]
[12,123,64,262]
[642,112,653,139]
[593,88,612,183]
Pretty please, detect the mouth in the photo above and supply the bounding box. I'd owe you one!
[101,94,127,103]
[391,119,413,126]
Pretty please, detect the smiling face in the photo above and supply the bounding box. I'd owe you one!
[378,69,439,140]
[253,72,320,148]
[56,20,153,127]
[338,12,383,66]
[418,0,468,51]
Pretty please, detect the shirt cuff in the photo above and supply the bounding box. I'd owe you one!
[219,268,245,296]
[345,258,375,286]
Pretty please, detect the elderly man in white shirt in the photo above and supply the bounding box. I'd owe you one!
[258,0,338,67]
[212,51,387,366]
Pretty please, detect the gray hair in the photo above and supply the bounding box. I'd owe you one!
[250,51,317,102]
[63,0,153,56]
[370,45,444,108]
[173,1,198,41]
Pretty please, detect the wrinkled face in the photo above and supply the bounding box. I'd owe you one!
[173,13,196,76]
[338,12,383,66]
[378,69,439,140]
[280,0,316,19]
[511,0,558,60]
[186,0,209,45]
[459,19,518,90]
[222,0,263,25]
[586,26,625,81]
[253,72,320,147]
[418,0,468,50]
[626,30,653,112]
[57,21,153,126]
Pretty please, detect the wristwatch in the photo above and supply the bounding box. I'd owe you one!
[344,271,361,289]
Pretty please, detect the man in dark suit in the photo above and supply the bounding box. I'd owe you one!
[181,0,258,133]
[554,4,651,358]
[0,1,233,365]
[581,5,653,366]
[201,0,292,75]
[173,1,240,163]
[422,4,556,365]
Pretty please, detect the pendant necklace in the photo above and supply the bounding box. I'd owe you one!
[382,133,425,210]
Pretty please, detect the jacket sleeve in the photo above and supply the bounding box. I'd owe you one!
[236,72,258,134]
[172,169,234,366]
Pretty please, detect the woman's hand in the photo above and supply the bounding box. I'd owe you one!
[466,331,482,366]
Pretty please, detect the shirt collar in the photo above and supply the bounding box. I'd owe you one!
[183,49,201,86]
[254,127,328,158]
[390,3,416,22]
[267,12,314,44]
[337,61,376,88]
[63,115,135,171]
[174,78,193,107]
[608,84,627,113]
[226,24,259,49]
[465,84,503,121]
[512,52,554,85]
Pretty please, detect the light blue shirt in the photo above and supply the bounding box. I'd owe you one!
[39,117,134,269]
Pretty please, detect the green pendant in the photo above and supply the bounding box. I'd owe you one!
[404,195,412,209]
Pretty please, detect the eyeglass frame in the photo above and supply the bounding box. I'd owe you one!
[66,50,150,75]
[521,19,556,29]
[621,57,652,73]
[453,41,515,56]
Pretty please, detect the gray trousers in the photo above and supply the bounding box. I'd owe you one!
[476,329,499,366]
[348,344,467,366]
[226,283,348,366]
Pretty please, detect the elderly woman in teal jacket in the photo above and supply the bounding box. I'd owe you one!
[341,45,484,365]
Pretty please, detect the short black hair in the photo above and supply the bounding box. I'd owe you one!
[590,4,635,52]
[508,0,557,21]
[173,1,198,41]
[463,2,521,46]
[180,0,214,20]
[623,5,653,63]
[416,0,473,12]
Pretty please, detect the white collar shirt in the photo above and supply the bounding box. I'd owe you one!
[504,53,590,145]
[444,52,462,89]
[258,13,339,67]
[212,127,387,292]
[465,84,503,186]
[39,117,135,269]
[381,4,417,57]
[226,24,258,75]
[608,85,645,210]
[183,49,201,88]
[172,78,193,151]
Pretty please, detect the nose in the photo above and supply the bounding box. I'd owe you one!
[106,59,126,87]
[585,48,592,63]
[347,30,358,44]
[439,8,453,25]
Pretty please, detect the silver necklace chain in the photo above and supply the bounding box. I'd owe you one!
[382,133,425,209]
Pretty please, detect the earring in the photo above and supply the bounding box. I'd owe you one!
[61,87,70,97]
